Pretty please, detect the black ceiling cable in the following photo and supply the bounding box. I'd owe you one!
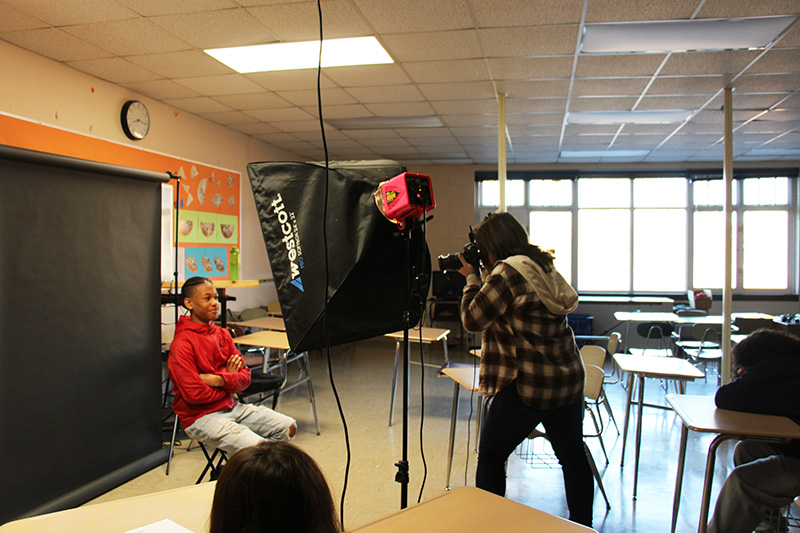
[315,1,351,530]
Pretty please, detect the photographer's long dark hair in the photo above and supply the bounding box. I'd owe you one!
[474,212,554,273]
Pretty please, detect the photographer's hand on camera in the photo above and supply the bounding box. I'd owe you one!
[457,254,476,279]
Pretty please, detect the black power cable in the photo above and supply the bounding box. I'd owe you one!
[315,1,351,530]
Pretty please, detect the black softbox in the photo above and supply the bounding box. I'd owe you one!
[247,160,431,353]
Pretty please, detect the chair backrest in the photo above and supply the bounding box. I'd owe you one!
[691,323,721,343]
[583,364,605,401]
[636,321,671,339]
[607,332,621,355]
[266,301,282,316]
[580,345,606,369]
[239,307,269,321]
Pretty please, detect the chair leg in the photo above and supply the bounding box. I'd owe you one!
[196,443,227,484]
[301,352,321,435]
[601,393,620,435]
[584,443,611,511]
[586,407,609,464]
[166,415,179,475]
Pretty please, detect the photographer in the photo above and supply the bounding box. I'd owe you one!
[455,212,593,527]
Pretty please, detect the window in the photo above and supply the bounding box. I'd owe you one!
[476,172,798,294]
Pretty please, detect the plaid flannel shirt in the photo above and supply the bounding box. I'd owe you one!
[460,258,584,409]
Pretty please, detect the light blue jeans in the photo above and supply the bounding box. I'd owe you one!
[708,440,800,533]
[185,403,296,455]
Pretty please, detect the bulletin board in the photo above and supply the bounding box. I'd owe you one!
[0,112,241,282]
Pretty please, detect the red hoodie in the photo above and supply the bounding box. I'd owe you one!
[168,315,251,428]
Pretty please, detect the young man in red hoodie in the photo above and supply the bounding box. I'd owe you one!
[168,277,296,455]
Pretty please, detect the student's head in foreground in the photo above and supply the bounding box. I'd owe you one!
[209,441,340,533]
[732,327,800,374]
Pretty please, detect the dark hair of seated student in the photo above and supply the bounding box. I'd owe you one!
[209,441,340,533]
[180,276,213,307]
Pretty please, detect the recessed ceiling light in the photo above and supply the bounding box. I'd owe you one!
[582,16,796,54]
[560,150,650,158]
[205,36,393,73]
[567,110,693,124]
[326,116,444,130]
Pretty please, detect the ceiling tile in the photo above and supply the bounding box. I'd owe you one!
[346,84,425,103]
[341,129,402,140]
[569,96,638,111]
[303,103,372,119]
[173,74,264,95]
[403,59,489,83]
[163,96,233,114]
[419,81,497,100]
[575,54,666,78]
[431,99,499,114]
[735,74,800,94]
[442,115,496,127]
[696,0,800,18]
[506,98,568,113]
[747,49,800,74]
[572,77,650,97]
[126,50,233,78]
[351,0,474,34]
[243,107,316,122]
[213,91,292,110]
[488,56,574,80]
[365,101,436,116]
[247,1,371,41]
[380,30,483,62]
[117,0,237,16]
[480,26,579,57]
[198,109,260,125]
[0,3,48,32]
[276,87,357,106]
[66,57,161,83]
[246,69,337,91]
[121,79,200,99]
[0,0,137,26]
[63,19,192,55]
[471,0,584,26]
[229,122,280,135]
[585,0,700,23]
[322,64,411,87]
[1,28,111,61]
[149,8,278,49]
[647,76,727,96]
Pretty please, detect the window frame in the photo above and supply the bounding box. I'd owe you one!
[475,170,799,296]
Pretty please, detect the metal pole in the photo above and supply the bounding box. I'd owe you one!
[498,92,507,213]
[722,87,734,384]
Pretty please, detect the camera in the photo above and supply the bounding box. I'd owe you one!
[437,227,480,272]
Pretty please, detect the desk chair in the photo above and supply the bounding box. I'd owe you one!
[603,332,623,384]
[679,323,723,384]
[388,327,450,426]
[519,427,611,511]
[266,301,282,316]
[632,322,674,357]
[440,363,491,490]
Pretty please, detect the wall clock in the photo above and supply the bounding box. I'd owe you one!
[121,100,150,140]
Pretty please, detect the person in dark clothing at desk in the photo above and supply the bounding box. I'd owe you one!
[708,328,800,533]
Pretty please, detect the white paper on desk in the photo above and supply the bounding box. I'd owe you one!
[123,518,195,533]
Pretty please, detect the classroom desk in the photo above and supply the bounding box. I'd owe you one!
[349,486,596,532]
[161,279,259,328]
[0,482,216,533]
[233,329,321,435]
[613,353,704,500]
[386,327,451,426]
[230,316,286,331]
[665,394,800,533]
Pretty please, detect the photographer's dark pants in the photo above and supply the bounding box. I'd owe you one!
[475,381,594,527]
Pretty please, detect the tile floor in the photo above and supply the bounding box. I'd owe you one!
[86,336,794,532]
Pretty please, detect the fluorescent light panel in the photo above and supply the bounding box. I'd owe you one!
[582,16,796,54]
[561,150,650,158]
[205,36,393,73]
[567,110,693,124]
